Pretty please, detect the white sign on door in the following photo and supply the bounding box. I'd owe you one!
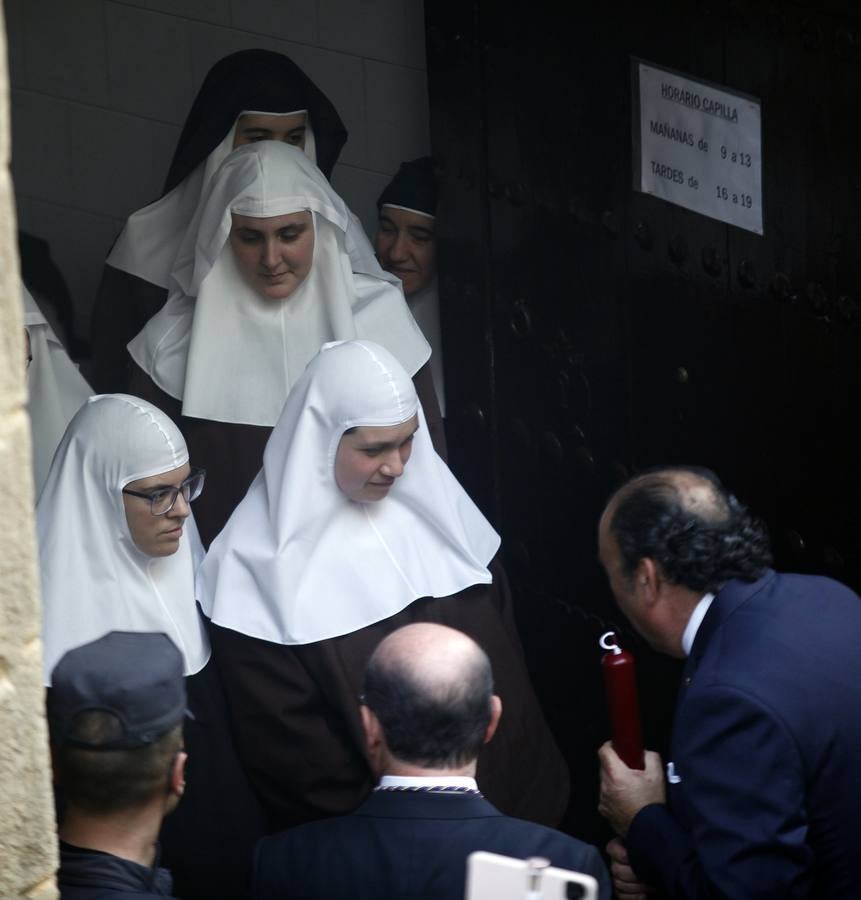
[634,59,763,235]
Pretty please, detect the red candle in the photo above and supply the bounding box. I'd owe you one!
[600,631,645,770]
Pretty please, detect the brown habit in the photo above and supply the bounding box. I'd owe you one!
[209,559,570,831]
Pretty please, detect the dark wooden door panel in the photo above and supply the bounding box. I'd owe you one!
[426,0,861,843]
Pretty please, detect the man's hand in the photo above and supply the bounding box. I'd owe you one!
[605,838,656,898]
[598,741,665,837]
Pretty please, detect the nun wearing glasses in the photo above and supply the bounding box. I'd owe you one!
[38,394,264,900]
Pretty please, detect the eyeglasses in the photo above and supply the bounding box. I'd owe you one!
[122,468,206,516]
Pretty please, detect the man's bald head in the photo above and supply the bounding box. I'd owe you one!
[602,466,772,594]
[363,624,495,769]
[371,623,489,695]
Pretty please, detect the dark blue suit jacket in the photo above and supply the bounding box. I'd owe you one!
[253,789,611,899]
[627,570,861,898]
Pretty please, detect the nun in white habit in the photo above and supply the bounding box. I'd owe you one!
[38,393,264,900]
[127,140,441,547]
[199,340,568,831]
[23,283,92,498]
[90,48,386,394]
[38,394,209,682]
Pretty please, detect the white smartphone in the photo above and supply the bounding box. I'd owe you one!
[465,851,599,900]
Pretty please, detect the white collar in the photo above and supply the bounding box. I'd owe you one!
[379,775,478,790]
[406,279,445,417]
[681,592,716,656]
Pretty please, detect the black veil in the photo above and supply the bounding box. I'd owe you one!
[164,49,348,191]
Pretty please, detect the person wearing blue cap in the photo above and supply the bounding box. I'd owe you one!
[48,631,187,899]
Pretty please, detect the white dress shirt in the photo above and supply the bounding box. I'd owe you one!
[681,593,716,656]
[378,775,479,790]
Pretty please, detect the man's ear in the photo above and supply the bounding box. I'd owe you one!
[483,695,502,745]
[170,751,187,798]
[359,705,385,759]
[635,557,662,607]
[361,704,387,776]
[361,705,381,750]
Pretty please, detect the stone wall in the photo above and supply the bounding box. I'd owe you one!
[0,2,59,896]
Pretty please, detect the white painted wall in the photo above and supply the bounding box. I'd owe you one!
[4,0,429,343]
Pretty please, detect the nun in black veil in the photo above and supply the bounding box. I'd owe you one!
[164,49,347,191]
[91,49,381,393]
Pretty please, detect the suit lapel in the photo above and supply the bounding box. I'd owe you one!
[683,569,776,684]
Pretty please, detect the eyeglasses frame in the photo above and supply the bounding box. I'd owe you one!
[122,467,206,516]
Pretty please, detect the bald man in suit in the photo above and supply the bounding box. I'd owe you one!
[254,623,610,899]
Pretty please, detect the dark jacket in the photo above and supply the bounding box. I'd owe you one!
[58,841,175,899]
[627,570,861,898]
[253,790,611,899]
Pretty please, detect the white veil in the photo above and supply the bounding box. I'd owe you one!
[38,394,210,683]
[107,112,387,289]
[197,340,499,645]
[128,142,430,427]
[23,283,92,497]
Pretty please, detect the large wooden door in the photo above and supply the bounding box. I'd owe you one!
[426,1,861,843]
